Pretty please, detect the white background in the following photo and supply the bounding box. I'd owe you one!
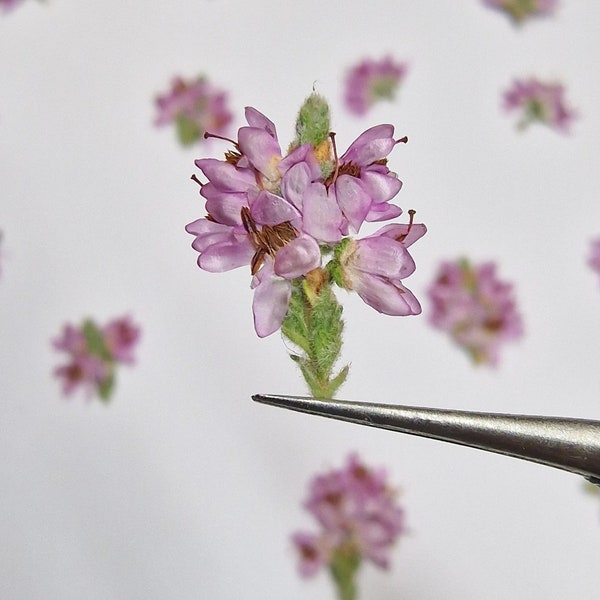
[2,1,600,598]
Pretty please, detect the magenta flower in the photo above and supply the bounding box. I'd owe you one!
[344,56,407,116]
[53,316,141,401]
[503,77,576,133]
[186,104,418,338]
[483,0,557,23]
[427,259,523,366]
[154,76,232,147]
[334,218,426,316]
[292,454,406,593]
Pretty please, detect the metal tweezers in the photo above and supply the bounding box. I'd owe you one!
[252,394,600,485]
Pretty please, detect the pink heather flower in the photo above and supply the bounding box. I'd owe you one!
[292,454,406,578]
[503,77,576,133]
[588,238,600,281]
[483,0,557,23]
[335,218,427,316]
[427,259,523,366]
[155,76,233,147]
[186,106,413,337]
[344,56,407,116]
[53,316,140,400]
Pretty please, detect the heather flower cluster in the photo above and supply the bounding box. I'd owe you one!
[155,75,232,147]
[427,259,523,365]
[344,56,407,116]
[292,454,405,600]
[185,93,425,398]
[503,77,575,133]
[483,0,557,24]
[53,316,140,401]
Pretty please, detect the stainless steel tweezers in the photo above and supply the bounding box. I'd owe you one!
[253,394,600,485]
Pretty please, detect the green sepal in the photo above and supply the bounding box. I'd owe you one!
[294,92,331,147]
[175,115,201,146]
[82,319,112,361]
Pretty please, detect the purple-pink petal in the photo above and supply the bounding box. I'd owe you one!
[274,235,321,279]
[250,191,300,226]
[244,106,278,139]
[355,236,416,279]
[237,127,282,180]
[197,238,255,272]
[302,183,343,243]
[354,273,421,315]
[373,222,427,247]
[334,175,372,232]
[340,124,396,165]
[251,261,292,337]
[195,158,256,192]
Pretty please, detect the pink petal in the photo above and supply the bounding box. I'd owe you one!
[360,169,402,203]
[354,273,421,315]
[340,125,396,165]
[204,192,247,226]
[195,159,256,192]
[197,238,255,272]
[334,175,372,232]
[356,237,416,279]
[280,162,311,211]
[251,262,292,337]
[302,183,343,243]
[365,202,403,222]
[278,143,322,180]
[372,222,427,247]
[251,190,300,225]
[244,107,278,139]
[237,127,282,180]
[274,235,321,279]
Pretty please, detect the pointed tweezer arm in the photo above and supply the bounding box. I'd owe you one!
[252,394,600,483]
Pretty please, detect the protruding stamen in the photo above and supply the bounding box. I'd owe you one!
[329,131,340,184]
[396,135,408,145]
[395,209,416,243]
[190,174,204,187]
[203,131,238,146]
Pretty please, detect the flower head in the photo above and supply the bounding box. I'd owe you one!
[186,96,421,340]
[503,77,576,133]
[483,0,557,23]
[292,454,406,583]
[427,258,523,366]
[53,316,140,401]
[344,56,407,116]
[155,76,232,146]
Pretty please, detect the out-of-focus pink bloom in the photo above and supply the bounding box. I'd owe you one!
[103,316,141,364]
[335,219,426,316]
[503,77,576,133]
[427,259,523,366]
[292,454,406,578]
[344,56,407,116]
[0,0,25,12]
[483,0,557,23]
[54,354,109,398]
[53,316,140,401]
[155,76,232,146]
[588,238,600,281]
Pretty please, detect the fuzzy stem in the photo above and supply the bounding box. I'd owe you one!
[281,270,348,400]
